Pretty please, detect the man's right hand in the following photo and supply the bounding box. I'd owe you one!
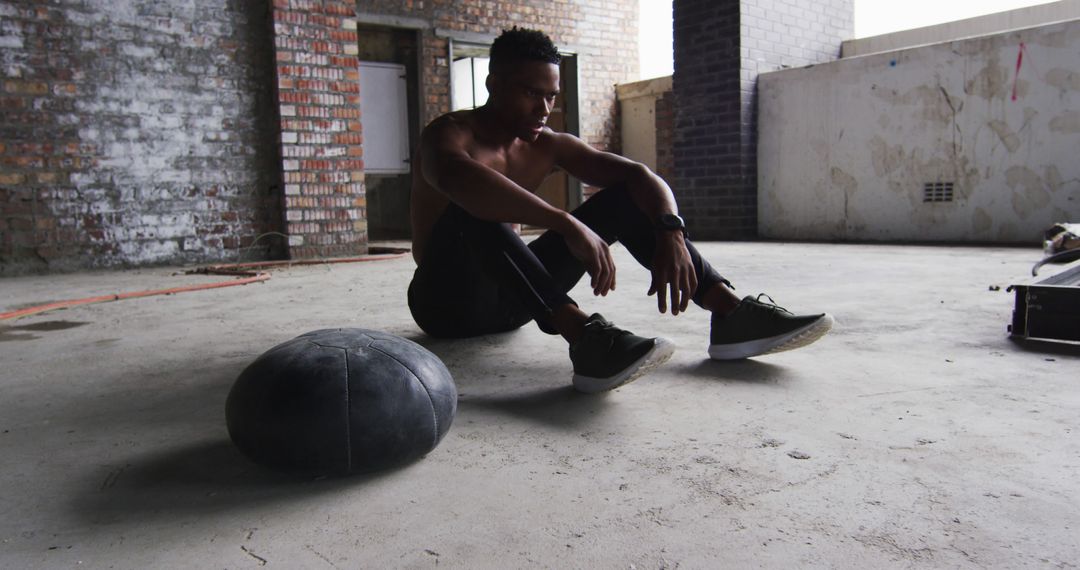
[559,215,616,296]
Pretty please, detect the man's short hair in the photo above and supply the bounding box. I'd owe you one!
[489,27,561,73]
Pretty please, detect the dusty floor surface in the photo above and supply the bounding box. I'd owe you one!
[1,242,1077,569]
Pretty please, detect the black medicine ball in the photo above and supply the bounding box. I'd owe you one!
[226,328,457,475]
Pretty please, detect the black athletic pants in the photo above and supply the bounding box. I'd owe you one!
[407,185,729,338]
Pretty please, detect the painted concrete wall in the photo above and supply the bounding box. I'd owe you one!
[843,0,1080,57]
[758,19,1080,243]
[616,76,672,172]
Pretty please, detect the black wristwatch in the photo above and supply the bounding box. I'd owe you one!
[655,213,687,236]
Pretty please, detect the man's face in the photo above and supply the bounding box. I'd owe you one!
[487,61,560,142]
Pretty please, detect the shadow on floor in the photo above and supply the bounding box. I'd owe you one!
[61,351,409,525]
[1007,337,1080,357]
[401,329,525,358]
[458,385,616,429]
[675,358,793,386]
[71,438,413,524]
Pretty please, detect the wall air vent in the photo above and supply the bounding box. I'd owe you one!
[923,182,954,203]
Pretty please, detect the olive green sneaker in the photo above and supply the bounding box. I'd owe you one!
[569,314,675,394]
[709,295,833,360]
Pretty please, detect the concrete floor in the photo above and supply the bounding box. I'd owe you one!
[1,242,1077,569]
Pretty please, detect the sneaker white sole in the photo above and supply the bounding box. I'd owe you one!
[708,313,834,360]
[572,337,676,394]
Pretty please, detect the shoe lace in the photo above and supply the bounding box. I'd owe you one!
[752,293,794,315]
[584,317,632,344]
[587,318,623,335]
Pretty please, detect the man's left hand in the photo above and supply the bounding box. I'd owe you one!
[648,231,697,315]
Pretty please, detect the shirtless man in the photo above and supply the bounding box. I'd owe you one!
[408,28,832,393]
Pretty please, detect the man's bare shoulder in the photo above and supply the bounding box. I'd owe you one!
[541,128,581,146]
[423,110,477,142]
[542,129,594,160]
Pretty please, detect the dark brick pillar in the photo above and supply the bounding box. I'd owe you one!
[672,0,852,239]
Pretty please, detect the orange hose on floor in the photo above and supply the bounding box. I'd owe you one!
[189,250,409,274]
[0,272,272,321]
[0,249,411,322]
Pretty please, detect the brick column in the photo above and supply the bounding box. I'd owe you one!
[672,0,744,239]
[271,0,366,259]
[420,34,451,125]
[672,0,852,239]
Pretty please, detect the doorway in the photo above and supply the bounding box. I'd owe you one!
[356,25,421,241]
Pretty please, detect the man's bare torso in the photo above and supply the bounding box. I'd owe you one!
[410,109,560,263]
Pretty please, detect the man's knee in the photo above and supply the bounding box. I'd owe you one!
[587,184,633,208]
[574,183,649,236]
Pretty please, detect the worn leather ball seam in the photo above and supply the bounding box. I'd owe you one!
[368,343,439,449]
[341,344,353,472]
[306,338,355,472]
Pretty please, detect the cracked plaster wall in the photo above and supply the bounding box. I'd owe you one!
[757,19,1080,243]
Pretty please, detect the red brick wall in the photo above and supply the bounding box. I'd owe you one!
[361,0,639,152]
[271,0,366,259]
[0,0,283,274]
[0,0,639,274]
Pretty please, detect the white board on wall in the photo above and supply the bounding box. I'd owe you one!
[358,61,410,174]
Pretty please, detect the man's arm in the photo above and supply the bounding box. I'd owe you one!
[419,118,616,296]
[550,132,678,225]
[551,132,698,315]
